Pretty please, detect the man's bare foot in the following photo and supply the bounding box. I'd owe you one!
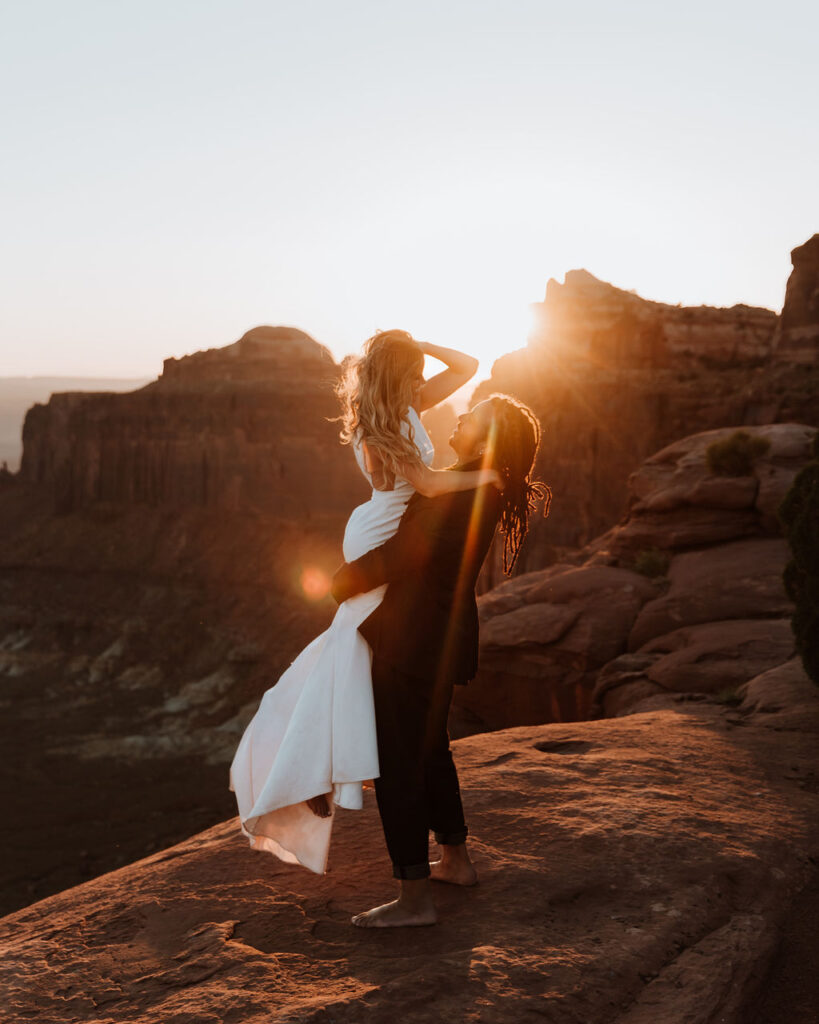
[352,879,437,928]
[430,843,478,885]
[306,793,331,818]
[351,897,437,928]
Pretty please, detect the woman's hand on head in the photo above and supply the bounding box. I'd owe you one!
[489,470,506,492]
[413,341,479,412]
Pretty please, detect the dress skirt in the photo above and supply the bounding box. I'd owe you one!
[228,487,411,874]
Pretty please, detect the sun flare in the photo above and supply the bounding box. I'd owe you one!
[299,567,331,602]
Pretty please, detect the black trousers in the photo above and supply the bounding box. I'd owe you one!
[370,655,468,879]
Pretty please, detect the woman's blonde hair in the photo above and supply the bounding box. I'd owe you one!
[336,329,425,482]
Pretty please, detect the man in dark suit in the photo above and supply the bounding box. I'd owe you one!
[332,395,547,928]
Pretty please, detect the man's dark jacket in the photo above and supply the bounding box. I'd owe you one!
[331,459,501,685]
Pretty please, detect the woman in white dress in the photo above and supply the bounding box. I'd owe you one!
[229,330,502,874]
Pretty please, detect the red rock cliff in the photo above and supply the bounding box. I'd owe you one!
[19,326,367,518]
[772,233,819,365]
[474,236,819,581]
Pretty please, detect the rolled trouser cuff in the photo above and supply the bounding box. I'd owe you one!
[433,826,468,846]
[392,860,431,880]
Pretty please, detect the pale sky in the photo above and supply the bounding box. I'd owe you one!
[1,0,817,379]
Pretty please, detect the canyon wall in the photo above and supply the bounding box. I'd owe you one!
[19,326,367,519]
[474,234,819,586]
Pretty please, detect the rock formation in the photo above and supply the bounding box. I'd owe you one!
[0,376,151,473]
[530,267,777,371]
[19,326,365,517]
[1,692,816,1024]
[457,423,816,736]
[473,236,819,583]
[772,233,819,365]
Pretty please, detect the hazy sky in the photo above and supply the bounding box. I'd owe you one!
[2,0,817,378]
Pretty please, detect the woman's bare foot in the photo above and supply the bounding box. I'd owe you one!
[306,793,332,818]
[430,843,478,885]
[351,879,437,928]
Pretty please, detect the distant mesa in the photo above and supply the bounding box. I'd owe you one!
[155,326,337,388]
[18,326,365,516]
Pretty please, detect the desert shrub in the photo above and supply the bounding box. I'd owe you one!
[632,547,671,578]
[712,687,743,707]
[779,430,819,685]
[705,430,771,476]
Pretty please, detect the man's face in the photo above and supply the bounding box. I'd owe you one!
[449,401,494,460]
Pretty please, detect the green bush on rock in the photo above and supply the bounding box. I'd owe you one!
[632,547,671,578]
[779,430,819,685]
[705,430,771,477]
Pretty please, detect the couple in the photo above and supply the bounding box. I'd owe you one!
[229,329,550,928]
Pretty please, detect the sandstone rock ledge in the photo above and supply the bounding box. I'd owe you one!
[1,697,817,1024]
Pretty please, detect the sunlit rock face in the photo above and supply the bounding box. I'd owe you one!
[453,422,816,737]
[531,268,776,370]
[473,237,819,580]
[772,233,819,365]
[19,326,366,518]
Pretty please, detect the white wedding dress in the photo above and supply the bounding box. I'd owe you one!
[229,407,435,874]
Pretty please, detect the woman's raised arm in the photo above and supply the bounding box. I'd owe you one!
[415,342,479,412]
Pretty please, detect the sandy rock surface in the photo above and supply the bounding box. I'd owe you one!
[2,696,817,1024]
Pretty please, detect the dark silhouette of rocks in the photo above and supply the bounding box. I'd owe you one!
[474,237,819,582]
[457,423,816,736]
[0,376,151,472]
[772,234,819,365]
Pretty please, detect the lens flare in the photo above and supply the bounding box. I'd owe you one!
[300,566,330,601]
